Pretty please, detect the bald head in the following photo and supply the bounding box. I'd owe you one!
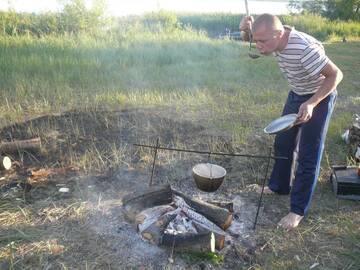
[252,13,283,34]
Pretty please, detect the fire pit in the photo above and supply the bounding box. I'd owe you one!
[122,184,233,252]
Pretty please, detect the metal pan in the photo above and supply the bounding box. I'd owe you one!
[264,113,299,135]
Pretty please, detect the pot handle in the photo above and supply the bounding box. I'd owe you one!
[207,151,213,179]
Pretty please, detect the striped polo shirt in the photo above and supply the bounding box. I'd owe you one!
[274,27,330,95]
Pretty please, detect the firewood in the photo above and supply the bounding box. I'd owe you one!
[172,197,227,250]
[206,200,234,213]
[0,156,11,170]
[192,220,225,250]
[139,208,180,245]
[173,190,233,230]
[136,205,175,231]
[180,206,226,250]
[0,137,41,154]
[122,184,173,222]
[162,232,216,252]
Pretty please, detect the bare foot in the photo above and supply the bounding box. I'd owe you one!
[277,212,304,230]
[255,185,275,195]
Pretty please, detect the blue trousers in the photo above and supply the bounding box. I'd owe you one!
[268,90,337,216]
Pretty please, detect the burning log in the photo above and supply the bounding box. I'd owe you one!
[122,184,173,222]
[135,205,176,231]
[0,137,41,154]
[138,208,181,245]
[173,190,233,230]
[162,212,219,252]
[173,196,227,250]
[177,208,226,250]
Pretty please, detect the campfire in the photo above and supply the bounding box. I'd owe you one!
[122,184,233,252]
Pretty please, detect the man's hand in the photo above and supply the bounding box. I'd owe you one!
[239,15,254,32]
[239,16,254,41]
[297,102,315,123]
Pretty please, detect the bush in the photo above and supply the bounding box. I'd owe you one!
[0,0,109,37]
[142,11,180,33]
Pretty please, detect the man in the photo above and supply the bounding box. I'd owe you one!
[240,14,343,230]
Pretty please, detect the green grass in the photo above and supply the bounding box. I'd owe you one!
[0,30,358,143]
[178,251,224,265]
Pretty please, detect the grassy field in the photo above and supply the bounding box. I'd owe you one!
[0,24,359,269]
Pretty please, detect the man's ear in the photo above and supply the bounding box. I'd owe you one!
[275,30,282,38]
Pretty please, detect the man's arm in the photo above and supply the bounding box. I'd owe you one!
[297,60,343,123]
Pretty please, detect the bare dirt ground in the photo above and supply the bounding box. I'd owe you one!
[0,108,356,269]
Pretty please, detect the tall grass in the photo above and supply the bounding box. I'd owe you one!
[281,13,360,41]
[0,24,358,165]
[177,13,242,37]
[2,9,360,41]
[176,13,360,41]
[0,18,358,129]
[0,23,287,127]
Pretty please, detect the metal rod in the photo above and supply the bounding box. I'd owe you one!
[244,0,249,16]
[133,143,287,160]
[149,138,159,187]
[253,147,272,230]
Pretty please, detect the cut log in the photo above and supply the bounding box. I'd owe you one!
[172,197,227,250]
[192,220,225,250]
[165,211,199,235]
[136,205,175,231]
[173,190,233,230]
[162,232,216,253]
[0,138,41,154]
[0,156,12,170]
[206,200,234,213]
[122,184,173,222]
[177,205,226,250]
[139,208,180,245]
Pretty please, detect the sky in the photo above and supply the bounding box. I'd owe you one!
[0,0,291,16]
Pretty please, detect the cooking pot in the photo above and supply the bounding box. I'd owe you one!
[192,163,226,192]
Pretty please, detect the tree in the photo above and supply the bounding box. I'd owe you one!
[325,0,360,20]
[288,0,360,21]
